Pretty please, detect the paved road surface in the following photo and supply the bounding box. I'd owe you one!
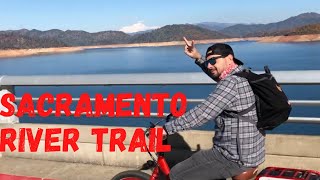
[0,157,148,180]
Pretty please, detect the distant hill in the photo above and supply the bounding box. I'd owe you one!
[1,12,320,49]
[196,22,237,31]
[268,23,320,36]
[0,29,131,49]
[220,12,320,37]
[57,30,130,46]
[3,24,228,48]
[0,32,67,49]
[129,24,229,43]
[128,29,154,35]
[7,29,131,46]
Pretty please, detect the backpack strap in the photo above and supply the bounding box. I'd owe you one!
[264,66,271,74]
[223,103,255,166]
[238,103,255,116]
[224,103,256,124]
[233,69,250,78]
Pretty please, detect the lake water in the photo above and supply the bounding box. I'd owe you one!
[0,41,320,135]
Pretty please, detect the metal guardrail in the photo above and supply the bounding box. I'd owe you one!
[1,71,320,123]
[1,70,320,85]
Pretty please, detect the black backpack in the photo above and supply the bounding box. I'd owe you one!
[233,66,292,131]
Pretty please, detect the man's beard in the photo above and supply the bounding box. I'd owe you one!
[206,68,220,82]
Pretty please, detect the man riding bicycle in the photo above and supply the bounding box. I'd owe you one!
[163,37,266,180]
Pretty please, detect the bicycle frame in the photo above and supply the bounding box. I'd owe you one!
[145,114,173,180]
[149,155,170,180]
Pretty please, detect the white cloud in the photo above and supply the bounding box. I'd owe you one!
[119,22,159,33]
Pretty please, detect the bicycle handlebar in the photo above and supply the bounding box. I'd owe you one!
[144,113,174,137]
[142,113,175,165]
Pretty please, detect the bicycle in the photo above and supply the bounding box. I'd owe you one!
[111,113,173,180]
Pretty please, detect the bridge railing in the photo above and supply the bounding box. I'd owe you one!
[1,70,320,123]
[0,71,320,170]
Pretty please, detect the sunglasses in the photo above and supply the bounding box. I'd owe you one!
[204,55,225,67]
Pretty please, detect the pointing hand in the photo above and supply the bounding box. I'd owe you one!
[183,37,202,60]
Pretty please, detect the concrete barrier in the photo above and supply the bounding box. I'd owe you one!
[0,123,319,171]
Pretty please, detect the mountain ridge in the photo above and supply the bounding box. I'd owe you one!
[220,12,320,37]
[1,12,320,49]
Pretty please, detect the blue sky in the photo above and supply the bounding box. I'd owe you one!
[1,0,319,33]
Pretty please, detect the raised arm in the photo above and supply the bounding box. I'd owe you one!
[183,37,217,81]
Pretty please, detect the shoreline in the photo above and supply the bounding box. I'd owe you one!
[0,35,319,59]
[0,47,85,59]
[258,34,320,43]
[0,37,260,59]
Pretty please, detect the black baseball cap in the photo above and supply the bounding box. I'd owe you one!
[205,43,244,65]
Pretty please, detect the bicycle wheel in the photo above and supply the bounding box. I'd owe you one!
[111,170,151,180]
